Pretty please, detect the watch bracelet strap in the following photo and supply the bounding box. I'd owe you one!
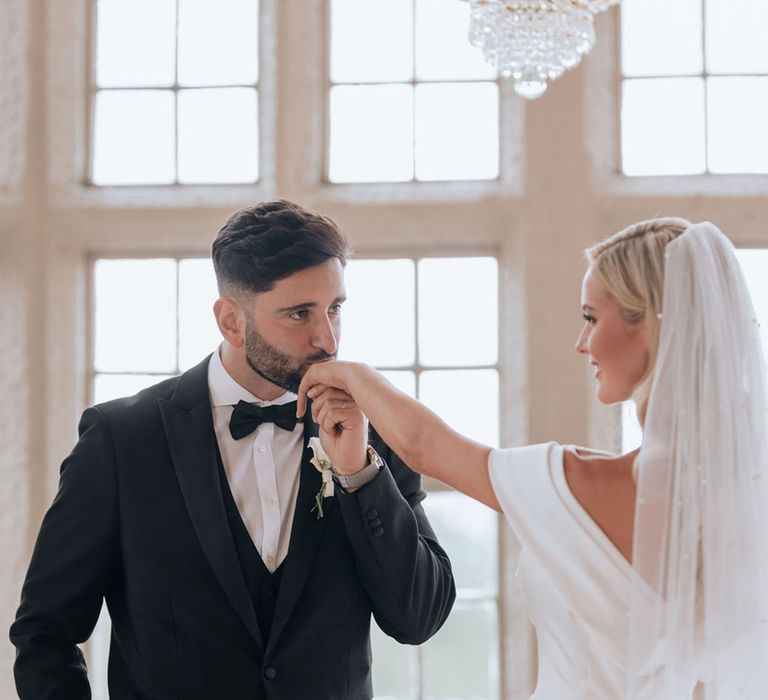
[332,447,382,489]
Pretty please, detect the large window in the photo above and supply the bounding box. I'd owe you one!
[328,0,499,184]
[92,0,260,185]
[340,257,500,699]
[620,0,768,176]
[92,257,219,400]
[91,255,501,700]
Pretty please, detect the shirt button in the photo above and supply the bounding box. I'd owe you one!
[266,496,276,505]
[264,666,277,680]
[258,445,268,453]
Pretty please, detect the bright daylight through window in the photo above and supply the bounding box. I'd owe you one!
[92,0,259,185]
[329,0,499,183]
[92,255,501,700]
[621,0,768,176]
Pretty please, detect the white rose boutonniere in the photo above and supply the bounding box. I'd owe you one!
[308,437,334,519]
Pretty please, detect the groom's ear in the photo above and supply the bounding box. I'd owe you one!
[213,296,246,348]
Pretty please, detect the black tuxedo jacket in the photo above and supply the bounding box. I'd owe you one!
[10,356,456,699]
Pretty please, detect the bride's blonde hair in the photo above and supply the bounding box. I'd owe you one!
[585,217,691,424]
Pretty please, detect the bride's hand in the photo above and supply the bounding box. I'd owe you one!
[297,360,360,418]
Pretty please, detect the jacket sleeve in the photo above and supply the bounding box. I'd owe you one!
[334,430,456,644]
[10,407,119,700]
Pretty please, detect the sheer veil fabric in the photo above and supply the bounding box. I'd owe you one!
[627,222,768,698]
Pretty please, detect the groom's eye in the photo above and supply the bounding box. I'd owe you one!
[289,309,309,321]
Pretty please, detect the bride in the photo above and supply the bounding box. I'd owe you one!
[297,219,768,699]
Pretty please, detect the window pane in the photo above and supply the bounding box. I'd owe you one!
[330,0,413,83]
[178,0,259,86]
[620,0,702,77]
[706,0,768,75]
[415,0,496,81]
[415,83,498,181]
[96,0,176,87]
[380,371,416,398]
[423,492,497,593]
[178,87,259,183]
[622,401,642,453]
[329,85,414,183]
[371,623,415,700]
[418,257,498,366]
[621,78,705,176]
[420,370,499,447]
[94,259,177,372]
[421,602,499,700]
[178,259,220,371]
[94,373,174,404]
[707,77,768,174]
[92,90,175,185]
[339,259,415,366]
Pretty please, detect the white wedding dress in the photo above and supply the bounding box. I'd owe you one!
[488,442,696,700]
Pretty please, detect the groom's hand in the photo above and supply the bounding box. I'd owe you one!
[309,386,368,475]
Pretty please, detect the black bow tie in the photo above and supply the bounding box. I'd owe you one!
[228,400,299,440]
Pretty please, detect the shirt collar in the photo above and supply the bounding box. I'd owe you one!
[207,346,297,408]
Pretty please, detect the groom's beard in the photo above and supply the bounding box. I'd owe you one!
[244,323,335,394]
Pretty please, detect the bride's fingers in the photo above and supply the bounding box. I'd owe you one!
[315,397,356,427]
[308,388,354,423]
[297,381,331,417]
[315,397,360,433]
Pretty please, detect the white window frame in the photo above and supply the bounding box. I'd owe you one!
[317,0,525,204]
[88,1,262,188]
[355,252,504,700]
[83,248,514,700]
[46,0,277,208]
[586,8,768,197]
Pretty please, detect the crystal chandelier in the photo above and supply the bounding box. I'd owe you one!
[466,0,622,99]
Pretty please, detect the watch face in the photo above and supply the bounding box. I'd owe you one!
[367,447,384,468]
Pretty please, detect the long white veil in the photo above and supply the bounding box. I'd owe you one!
[627,222,768,698]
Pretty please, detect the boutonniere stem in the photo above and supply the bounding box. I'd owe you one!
[308,437,334,519]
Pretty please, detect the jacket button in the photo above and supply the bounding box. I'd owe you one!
[371,527,384,537]
[264,667,277,680]
[366,508,378,520]
[369,518,381,527]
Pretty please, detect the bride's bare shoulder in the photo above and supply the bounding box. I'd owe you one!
[563,445,638,562]
[563,445,636,488]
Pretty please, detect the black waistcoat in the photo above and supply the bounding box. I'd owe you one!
[215,451,285,644]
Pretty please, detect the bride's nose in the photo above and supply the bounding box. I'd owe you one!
[575,325,589,354]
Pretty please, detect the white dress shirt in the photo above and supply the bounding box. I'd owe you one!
[207,348,303,573]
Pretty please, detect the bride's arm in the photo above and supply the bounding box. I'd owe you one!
[298,361,500,512]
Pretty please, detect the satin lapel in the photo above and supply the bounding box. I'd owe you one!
[158,359,263,651]
[267,408,334,652]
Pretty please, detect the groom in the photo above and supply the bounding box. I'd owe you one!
[10,200,456,699]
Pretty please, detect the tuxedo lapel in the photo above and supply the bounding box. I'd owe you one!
[158,356,264,652]
[267,407,334,653]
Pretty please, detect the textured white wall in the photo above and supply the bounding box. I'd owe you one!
[2,0,33,697]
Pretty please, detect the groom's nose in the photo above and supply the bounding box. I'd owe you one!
[311,314,338,356]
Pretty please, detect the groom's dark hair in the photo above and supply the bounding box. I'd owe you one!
[212,199,350,295]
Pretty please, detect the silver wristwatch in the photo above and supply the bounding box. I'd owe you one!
[331,446,383,490]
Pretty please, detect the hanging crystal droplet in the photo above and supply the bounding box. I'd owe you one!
[467,0,617,99]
